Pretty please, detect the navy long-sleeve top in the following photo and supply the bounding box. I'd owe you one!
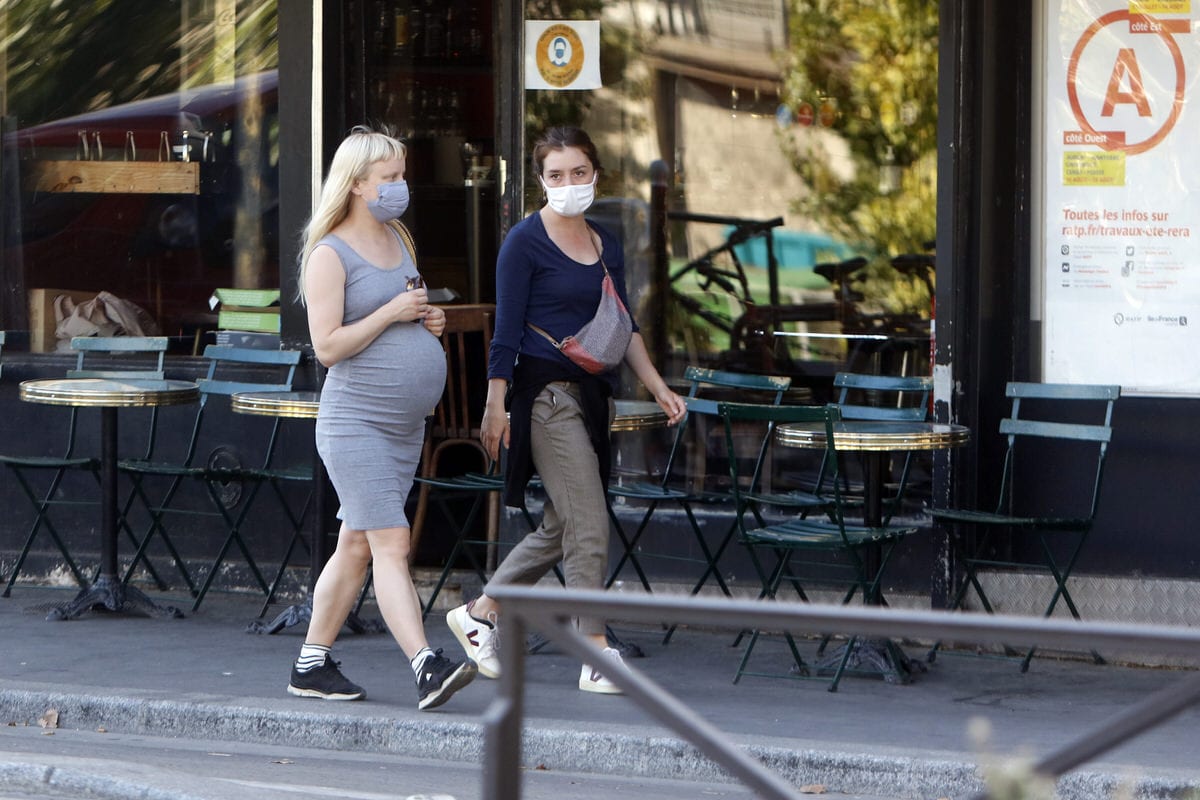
[487,211,639,388]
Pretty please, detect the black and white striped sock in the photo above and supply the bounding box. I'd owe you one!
[411,646,435,677]
[295,643,331,673]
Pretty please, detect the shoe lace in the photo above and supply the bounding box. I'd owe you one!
[478,617,500,659]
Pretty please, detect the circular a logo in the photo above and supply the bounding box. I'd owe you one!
[1114,312,1125,325]
[1067,9,1185,156]
[536,24,585,88]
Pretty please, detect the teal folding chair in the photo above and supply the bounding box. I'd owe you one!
[719,401,922,691]
[414,462,541,619]
[1,336,169,597]
[928,381,1120,671]
[821,372,933,522]
[119,346,309,611]
[606,366,792,601]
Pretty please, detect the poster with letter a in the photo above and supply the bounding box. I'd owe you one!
[1043,1,1199,394]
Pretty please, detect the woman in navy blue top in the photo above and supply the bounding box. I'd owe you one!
[446,127,685,694]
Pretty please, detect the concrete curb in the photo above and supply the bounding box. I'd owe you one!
[4,688,1197,800]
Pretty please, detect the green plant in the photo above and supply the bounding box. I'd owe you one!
[778,0,938,316]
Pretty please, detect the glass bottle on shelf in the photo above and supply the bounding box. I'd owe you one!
[372,1,390,64]
[391,2,411,58]
[421,0,445,62]
[414,87,431,137]
[446,89,464,138]
[398,80,416,140]
[407,2,424,63]
[445,3,460,62]
[465,0,484,62]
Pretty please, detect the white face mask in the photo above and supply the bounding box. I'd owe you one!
[541,175,596,217]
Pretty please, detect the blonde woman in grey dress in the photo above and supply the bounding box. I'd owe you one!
[290,127,476,710]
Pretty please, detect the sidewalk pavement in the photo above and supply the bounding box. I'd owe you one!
[2,583,1199,800]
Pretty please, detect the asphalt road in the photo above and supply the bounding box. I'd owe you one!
[0,726,899,800]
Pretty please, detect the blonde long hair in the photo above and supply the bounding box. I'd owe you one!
[297,126,407,304]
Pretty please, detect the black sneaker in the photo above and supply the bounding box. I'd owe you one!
[416,649,477,710]
[287,654,366,701]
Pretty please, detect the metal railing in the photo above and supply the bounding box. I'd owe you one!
[481,587,1200,800]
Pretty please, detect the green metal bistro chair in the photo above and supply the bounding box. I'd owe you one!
[1,336,169,597]
[928,381,1120,671]
[719,401,921,692]
[605,366,792,599]
[119,345,308,611]
[414,463,541,619]
[821,372,933,521]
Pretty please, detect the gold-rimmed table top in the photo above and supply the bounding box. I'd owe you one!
[19,378,199,409]
[227,394,667,428]
[776,420,970,452]
[231,390,321,419]
[612,400,668,433]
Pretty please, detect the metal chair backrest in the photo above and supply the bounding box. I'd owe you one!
[170,345,301,469]
[68,336,168,380]
[683,366,792,398]
[62,337,171,461]
[996,381,1120,522]
[832,372,931,422]
[716,401,844,514]
[662,366,793,492]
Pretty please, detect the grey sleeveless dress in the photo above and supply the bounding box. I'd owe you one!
[314,230,446,531]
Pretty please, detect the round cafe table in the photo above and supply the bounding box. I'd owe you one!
[20,378,199,620]
[611,399,668,432]
[775,418,969,683]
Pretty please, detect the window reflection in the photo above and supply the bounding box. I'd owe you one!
[0,0,279,353]
[523,0,938,376]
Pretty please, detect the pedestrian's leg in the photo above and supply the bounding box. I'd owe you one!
[531,384,610,637]
[287,524,371,700]
[364,526,428,658]
[479,385,577,605]
[368,525,477,710]
[306,524,371,646]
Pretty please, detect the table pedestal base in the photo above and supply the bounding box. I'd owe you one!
[47,575,184,621]
[813,638,926,685]
[246,597,387,635]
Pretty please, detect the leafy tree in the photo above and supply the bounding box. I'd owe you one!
[779,0,939,315]
[2,0,277,126]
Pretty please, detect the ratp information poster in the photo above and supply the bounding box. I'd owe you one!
[1042,1,1200,394]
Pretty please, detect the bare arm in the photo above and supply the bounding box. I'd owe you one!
[480,377,510,461]
[304,244,431,367]
[624,332,686,426]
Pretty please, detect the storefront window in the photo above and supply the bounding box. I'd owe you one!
[0,0,278,353]
[522,0,937,376]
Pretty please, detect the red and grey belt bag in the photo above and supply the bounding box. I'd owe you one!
[527,249,633,376]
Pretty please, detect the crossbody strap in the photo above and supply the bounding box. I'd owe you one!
[526,321,562,348]
[386,219,418,265]
[525,230,613,349]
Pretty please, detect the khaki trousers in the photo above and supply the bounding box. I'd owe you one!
[486,381,613,635]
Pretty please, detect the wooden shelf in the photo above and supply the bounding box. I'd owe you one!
[25,160,201,195]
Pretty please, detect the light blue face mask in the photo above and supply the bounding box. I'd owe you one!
[366,180,410,222]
